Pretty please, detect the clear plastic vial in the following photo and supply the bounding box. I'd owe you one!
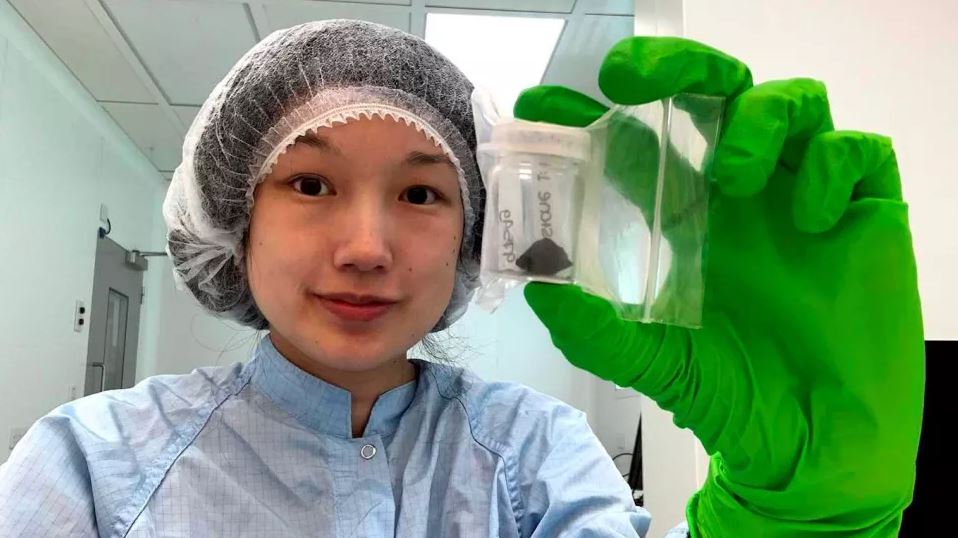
[473,89,725,328]
[479,121,592,284]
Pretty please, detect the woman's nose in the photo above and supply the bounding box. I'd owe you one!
[331,202,393,273]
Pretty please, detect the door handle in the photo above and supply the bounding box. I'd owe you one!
[89,362,105,393]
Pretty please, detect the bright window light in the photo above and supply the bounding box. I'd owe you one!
[425,13,564,116]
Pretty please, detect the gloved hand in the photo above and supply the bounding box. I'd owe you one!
[516,37,924,536]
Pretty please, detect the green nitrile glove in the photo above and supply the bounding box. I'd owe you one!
[516,37,924,537]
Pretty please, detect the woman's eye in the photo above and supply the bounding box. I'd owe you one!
[291,176,330,197]
[402,186,439,205]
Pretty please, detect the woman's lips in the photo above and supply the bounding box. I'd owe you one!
[316,296,396,322]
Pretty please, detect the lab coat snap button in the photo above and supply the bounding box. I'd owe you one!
[361,444,377,460]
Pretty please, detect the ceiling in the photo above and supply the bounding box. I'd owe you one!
[9,0,635,181]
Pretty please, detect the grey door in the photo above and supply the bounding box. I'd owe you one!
[84,235,143,396]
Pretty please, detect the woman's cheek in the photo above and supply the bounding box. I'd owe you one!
[438,234,459,274]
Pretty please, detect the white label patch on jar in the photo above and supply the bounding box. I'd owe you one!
[496,163,526,272]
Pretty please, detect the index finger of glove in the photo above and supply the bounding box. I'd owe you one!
[599,36,753,105]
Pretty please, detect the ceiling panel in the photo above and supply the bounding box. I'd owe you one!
[103,0,259,106]
[9,0,154,103]
[243,0,411,5]
[542,14,634,103]
[275,0,412,5]
[426,0,575,13]
[102,102,184,172]
[579,0,634,16]
[262,2,412,34]
[172,105,202,129]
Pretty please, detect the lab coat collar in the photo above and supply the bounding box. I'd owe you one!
[249,334,421,438]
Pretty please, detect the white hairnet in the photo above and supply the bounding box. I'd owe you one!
[163,19,483,331]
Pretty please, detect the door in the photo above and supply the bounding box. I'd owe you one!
[84,234,143,395]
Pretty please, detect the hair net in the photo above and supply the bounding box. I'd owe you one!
[163,19,484,332]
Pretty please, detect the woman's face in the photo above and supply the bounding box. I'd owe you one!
[246,116,463,373]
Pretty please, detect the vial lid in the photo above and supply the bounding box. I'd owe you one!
[479,119,592,161]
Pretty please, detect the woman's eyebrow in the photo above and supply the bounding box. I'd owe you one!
[403,151,455,168]
[294,132,341,155]
[293,133,453,169]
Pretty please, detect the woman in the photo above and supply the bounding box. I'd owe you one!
[0,19,923,538]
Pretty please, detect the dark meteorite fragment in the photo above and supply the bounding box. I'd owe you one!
[515,238,573,276]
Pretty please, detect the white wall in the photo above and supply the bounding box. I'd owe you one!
[635,1,958,534]
[591,381,643,473]
[684,0,958,340]
[0,3,166,462]
[638,396,708,535]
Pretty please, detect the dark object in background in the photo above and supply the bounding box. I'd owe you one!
[627,416,644,506]
[899,340,951,536]
[516,238,573,275]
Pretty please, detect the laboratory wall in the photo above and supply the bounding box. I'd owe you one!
[0,4,166,462]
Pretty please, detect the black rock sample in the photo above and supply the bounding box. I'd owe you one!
[516,238,573,276]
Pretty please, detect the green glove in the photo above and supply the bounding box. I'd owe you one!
[516,37,924,537]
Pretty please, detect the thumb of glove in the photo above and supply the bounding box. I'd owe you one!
[524,282,693,400]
